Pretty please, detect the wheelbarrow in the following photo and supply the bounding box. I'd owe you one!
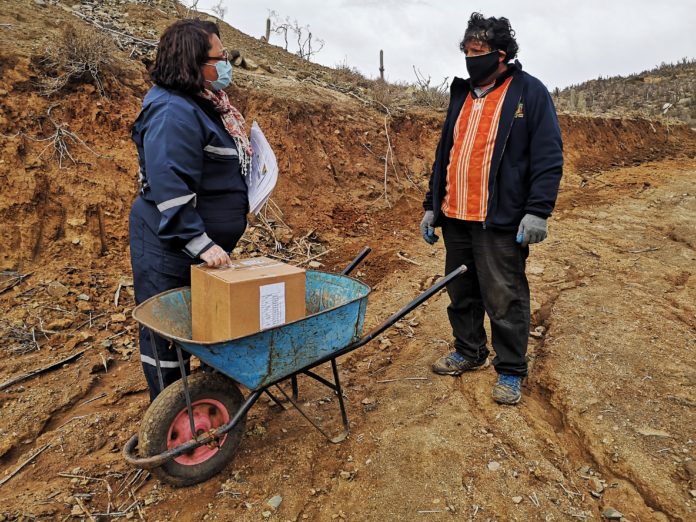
[123,247,466,486]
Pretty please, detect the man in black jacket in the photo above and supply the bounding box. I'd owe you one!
[420,13,563,405]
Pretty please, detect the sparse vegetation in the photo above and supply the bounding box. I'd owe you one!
[554,58,696,125]
[411,67,449,110]
[269,11,325,62]
[38,23,120,97]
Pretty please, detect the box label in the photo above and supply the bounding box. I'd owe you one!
[260,282,286,329]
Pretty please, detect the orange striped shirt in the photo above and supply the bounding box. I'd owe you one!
[441,76,513,221]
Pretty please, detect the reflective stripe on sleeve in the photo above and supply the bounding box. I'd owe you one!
[140,354,182,368]
[204,145,238,157]
[156,193,196,212]
[184,232,213,258]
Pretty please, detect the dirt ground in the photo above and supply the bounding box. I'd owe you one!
[1,1,696,521]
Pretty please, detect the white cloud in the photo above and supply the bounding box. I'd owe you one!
[197,0,696,89]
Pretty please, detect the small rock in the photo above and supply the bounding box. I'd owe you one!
[111,313,127,323]
[512,496,523,504]
[47,281,69,297]
[267,495,282,510]
[487,461,501,471]
[339,470,354,480]
[683,461,696,479]
[379,337,392,349]
[636,427,672,438]
[361,397,376,405]
[70,505,82,516]
[46,318,73,330]
[241,57,259,70]
[602,507,623,520]
[262,511,272,519]
[589,477,604,494]
[34,0,47,6]
[308,261,323,269]
[77,293,90,301]
[689,489,696,498]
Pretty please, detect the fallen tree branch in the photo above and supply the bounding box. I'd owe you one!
[0,444,51,488]
[0,350,86,391]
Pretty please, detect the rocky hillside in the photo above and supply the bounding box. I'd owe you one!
[553,59,696,126]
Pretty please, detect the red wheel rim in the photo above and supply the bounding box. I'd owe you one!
[167,399,230,465]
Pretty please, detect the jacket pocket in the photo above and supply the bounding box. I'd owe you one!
[491,166,526,227]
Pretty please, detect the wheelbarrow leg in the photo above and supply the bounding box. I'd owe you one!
[264,389,288,410]
[291,376,299,401]
[331,358,350,432]
[175,344,197,440]
[148,328,165,393]
[275,366,350,444]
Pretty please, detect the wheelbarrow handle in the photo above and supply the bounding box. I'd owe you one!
[341,246,372,276]
[273,264,468,375]
[356,264,467,347]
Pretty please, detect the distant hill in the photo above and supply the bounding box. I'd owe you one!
[552,59,696,126]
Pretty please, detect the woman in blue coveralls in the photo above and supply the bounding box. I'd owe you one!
[129,19,251,400]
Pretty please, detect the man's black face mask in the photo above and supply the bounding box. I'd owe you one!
[465,51,500,86]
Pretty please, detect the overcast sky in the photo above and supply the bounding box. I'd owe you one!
[196,0,696,90]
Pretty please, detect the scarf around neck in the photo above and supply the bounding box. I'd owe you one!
[198,88,253,176]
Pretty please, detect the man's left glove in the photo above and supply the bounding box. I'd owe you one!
[516,214,547,247]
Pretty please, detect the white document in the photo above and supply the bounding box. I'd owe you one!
[247,121,278,215]
[259,282,286,330]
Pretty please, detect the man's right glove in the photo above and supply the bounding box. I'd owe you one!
[516,214,548,247]
[419,210,439,245]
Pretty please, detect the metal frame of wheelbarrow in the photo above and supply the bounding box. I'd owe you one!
[123,247,467,470]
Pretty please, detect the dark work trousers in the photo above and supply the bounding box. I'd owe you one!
[442,217,530,376]
[129,199,196,401]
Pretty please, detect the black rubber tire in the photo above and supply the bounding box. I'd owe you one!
[139,372,246,487]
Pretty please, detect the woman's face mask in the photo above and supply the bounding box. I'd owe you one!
[206,60,233,91]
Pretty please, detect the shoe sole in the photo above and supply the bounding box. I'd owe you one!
[492,395,521,405]
[432,358,490,376]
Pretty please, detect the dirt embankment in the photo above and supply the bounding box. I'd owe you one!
[2,1,696,521]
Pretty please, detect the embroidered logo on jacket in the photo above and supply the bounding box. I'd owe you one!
[514,102,524,118]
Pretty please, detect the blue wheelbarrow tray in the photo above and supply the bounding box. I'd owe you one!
[132,270,370,391]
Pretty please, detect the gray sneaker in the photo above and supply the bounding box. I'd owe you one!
[491,374,523,405]
[432,351,490,376]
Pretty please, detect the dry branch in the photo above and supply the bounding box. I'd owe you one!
[0,350,86,391]
[0,444,51,488]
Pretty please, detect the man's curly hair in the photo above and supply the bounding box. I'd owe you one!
[460,12,519,63]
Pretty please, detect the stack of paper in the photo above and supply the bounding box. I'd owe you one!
[247,121,278,215]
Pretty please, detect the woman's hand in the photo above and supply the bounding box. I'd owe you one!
[200,244,232,267]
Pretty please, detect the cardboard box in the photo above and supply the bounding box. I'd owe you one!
[191,257,306,342]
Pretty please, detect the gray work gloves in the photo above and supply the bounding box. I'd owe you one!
[516,214,547,247]
[420,210,439,245]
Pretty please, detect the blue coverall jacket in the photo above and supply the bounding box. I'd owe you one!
[131,84,248,258]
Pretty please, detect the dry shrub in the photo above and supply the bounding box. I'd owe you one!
[38,23,119,96]
[369,79,400,112]
[332,58,370,89]
[410,67,449,110]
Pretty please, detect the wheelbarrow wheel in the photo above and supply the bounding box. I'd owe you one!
[139,371,246,487]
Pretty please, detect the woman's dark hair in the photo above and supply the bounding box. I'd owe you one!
[149,19,220,94]
[460,12,519,63]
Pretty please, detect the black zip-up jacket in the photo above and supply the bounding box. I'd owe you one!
[423,62,563,230]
